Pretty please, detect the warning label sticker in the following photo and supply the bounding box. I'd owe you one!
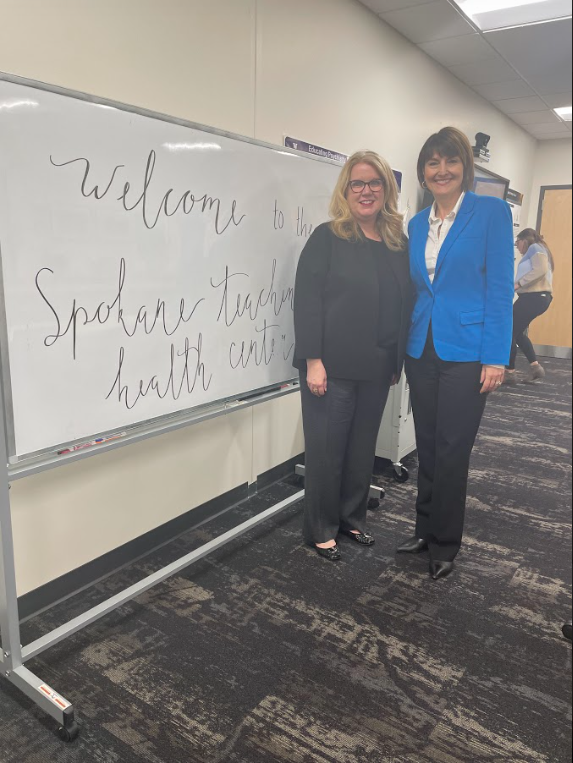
[39,684,71,710]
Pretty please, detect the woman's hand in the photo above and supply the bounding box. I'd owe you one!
[307,359,328,397]
[480,365,505,394]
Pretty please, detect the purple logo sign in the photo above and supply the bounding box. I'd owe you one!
[285,137,402,191]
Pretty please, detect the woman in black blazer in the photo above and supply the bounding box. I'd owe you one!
[293,151,412,561]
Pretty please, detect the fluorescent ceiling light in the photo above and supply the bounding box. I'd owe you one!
[452,0,572,30]
[554,106,573,121]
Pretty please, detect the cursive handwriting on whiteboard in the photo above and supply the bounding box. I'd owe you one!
[49,150,246,234]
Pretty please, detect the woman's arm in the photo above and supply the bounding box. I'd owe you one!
[516,248,549,289]
[293,225,331,395]
[481,199,515,370]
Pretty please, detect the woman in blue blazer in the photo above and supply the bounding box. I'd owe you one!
[397,127,514,580]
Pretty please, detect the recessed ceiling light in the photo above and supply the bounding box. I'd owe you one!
[452,0,572,31]
[554,106,573,121]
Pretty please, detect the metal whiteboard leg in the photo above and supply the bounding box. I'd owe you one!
[0,410,78,740]
[294,464,386,501]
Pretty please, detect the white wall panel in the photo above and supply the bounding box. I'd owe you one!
[0,0,257,137]
[10,408,253,595]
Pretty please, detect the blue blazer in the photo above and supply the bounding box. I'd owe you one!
[407,192,515,365]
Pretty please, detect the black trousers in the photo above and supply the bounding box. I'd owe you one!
[300,351,394,545]
[405,334,488,562]
[509,292,553,369]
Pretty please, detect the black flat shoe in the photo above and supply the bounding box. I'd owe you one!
[315,545,342,562]
[397,537,429,554]
[430,561,455,581]
[339,528,375,546]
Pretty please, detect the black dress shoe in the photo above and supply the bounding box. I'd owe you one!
[315,545,342,562]
[430,561,455,580]
[339,528,375,546]
[397,537,429,554]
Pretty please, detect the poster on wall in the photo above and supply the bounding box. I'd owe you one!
[507,188,524,230]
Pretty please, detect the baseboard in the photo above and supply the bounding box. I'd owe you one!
[533,345,572,360]
[18,453,305,621]
[255,453,305,491]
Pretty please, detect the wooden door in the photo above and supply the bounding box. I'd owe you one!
[528,187,572,349]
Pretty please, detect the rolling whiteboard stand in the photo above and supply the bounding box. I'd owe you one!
[375,375,417,482]
[0,399,305,742]
[0,72,342,741]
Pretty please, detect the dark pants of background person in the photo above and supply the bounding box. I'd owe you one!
[405,331,488,563]
[509,292,553,370]
[299,349,394,546]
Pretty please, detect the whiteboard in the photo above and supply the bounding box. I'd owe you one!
[0,78,340,458]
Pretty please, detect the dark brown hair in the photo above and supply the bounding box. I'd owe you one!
[517,228,556,272]
[417,127,475,193]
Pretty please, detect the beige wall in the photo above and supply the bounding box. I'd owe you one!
[0,0,543,595]
[527,139,573,229]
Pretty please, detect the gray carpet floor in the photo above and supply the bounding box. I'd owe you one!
[0,357,571,762]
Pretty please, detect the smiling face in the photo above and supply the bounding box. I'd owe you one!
[346,162,385,227]
[424,152,465,204]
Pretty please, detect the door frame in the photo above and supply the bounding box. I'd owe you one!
[536,184,572,231]
[533,185,573,359]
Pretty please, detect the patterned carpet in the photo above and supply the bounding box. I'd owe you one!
[1,358,571,763]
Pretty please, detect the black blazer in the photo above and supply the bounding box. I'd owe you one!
[293,222,413,380]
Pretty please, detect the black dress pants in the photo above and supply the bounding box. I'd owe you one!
[405,333,488,562]
[300,350,394,545]
[509,292,553,369]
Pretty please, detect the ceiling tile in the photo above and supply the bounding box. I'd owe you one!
[534,133,573,140]
[360,0,436,13]
[526,122,572,136]
[474,80,535,100]
[448,57,519,87]
[493,96,549,114]
[486,19,572,96]
[543,93,573,108]
[511,110,563,126]
[380,0,474,44]
[419,34,494,67]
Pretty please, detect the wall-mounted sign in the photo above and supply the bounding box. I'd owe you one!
[285,136,403,191]
[285,136,348,165]
[507,188,524,229]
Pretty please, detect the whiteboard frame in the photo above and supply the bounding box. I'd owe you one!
[0,72,320,740]
[0,71,339,476]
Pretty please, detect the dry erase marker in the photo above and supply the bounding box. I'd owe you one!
[58,432,126,455]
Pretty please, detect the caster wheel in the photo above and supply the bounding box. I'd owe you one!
[562,623,572,641]
[367,498,380,510]
[57,722,80,743]
[393,466,409,484]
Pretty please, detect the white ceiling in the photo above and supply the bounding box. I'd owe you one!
[359,0,573,141]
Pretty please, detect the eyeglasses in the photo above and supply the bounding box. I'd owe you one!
[348,179,384,194]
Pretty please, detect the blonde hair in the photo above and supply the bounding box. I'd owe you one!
[329,151,406,251]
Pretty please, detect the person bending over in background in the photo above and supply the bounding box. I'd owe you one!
[293,151,412,562]
[504,228,554,386]
[397,127,514,581]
